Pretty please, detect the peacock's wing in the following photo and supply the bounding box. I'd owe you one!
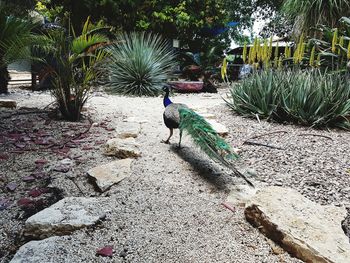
[178,108,254,187]
[163,103,188,129]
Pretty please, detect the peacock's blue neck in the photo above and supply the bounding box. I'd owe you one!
[163,91,172,107]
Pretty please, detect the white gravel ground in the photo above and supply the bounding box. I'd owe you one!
[2,86,348,262]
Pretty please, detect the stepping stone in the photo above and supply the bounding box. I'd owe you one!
[115,122,140,139]
[245,186,350,263]
[24,197,106,239]
[206,119,229,136]
[104,137,141,158]
[0,99,16,108]
[10,237,62,263]
[88,159,133,192]
[9,236,88,263]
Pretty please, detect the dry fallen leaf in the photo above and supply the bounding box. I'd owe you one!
[96,246,113,257]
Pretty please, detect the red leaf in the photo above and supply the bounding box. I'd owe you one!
[53,165,70,173]
[21,136,32,142]
[35,159,48,165]
[82,146,94,150]
[14,143,26,148]
[22,176,36,182]
[96,246,113,257]
[28,188,49,198]
[30,171,48,179]
[0,154,9,160]
[6,182,17,192]
[18,198,33,206]
[221,202,236,213]
[35,139,50,145]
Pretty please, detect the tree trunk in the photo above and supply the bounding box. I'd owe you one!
[0,66,10,94]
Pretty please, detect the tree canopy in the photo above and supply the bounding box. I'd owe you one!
[41,0,264,50]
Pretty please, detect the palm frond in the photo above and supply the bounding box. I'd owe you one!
[179,108,254,187]
[71,34,109,55]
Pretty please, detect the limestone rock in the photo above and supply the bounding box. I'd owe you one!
[88,159,133,192]
[0,99,16,109]
[206,119,229,136]
[24,197,106,238]
[10,237,62,263]
[245,186,350,263]
[115,122,140,139]
[9,236,86,263]
[226,184,257,207]
[104,137,141,158]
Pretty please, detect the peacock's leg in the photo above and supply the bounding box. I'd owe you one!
[161,128,173,144]
[178,129,183,148]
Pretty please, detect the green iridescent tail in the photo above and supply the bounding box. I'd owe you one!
[179,108,254,187]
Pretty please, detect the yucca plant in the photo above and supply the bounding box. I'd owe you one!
[225,70,281,119]
[42,17,109,121]
[106,32,176,96]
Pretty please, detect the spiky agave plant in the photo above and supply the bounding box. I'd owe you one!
[225,70,280,119]
[280,69,350,128]
[107,32,176,96]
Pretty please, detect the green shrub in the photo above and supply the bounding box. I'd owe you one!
[44,18,109,121]
[281,70,350,128]
[226,69,350,128]
[106,32,176,96]
[225,70,281,119]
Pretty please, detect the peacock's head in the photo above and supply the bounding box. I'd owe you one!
[162,85,171,93]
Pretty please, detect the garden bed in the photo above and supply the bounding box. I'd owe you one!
[1,87,349,262]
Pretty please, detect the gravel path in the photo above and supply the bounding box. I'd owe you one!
[3,86,348,262]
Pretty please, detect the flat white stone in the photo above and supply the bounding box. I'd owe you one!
[88,159,133,192]
[115,122,140,138]
[24,197,106,238]
[104,137,141,158]
[245,186,350,263]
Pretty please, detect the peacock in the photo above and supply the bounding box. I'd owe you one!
[161,85,254,187]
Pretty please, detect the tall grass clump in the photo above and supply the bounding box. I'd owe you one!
[226,69,350,129]
[107,32,176,96]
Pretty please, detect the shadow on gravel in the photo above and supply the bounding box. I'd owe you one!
[170,145,231,192]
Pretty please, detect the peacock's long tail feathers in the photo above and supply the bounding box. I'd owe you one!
[179,108,254,187]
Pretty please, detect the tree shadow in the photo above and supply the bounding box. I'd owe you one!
[170,144,233,192]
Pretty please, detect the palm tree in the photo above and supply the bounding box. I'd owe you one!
[43,18,109,121]
[283,0,350,36]
[0,7,39,93]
